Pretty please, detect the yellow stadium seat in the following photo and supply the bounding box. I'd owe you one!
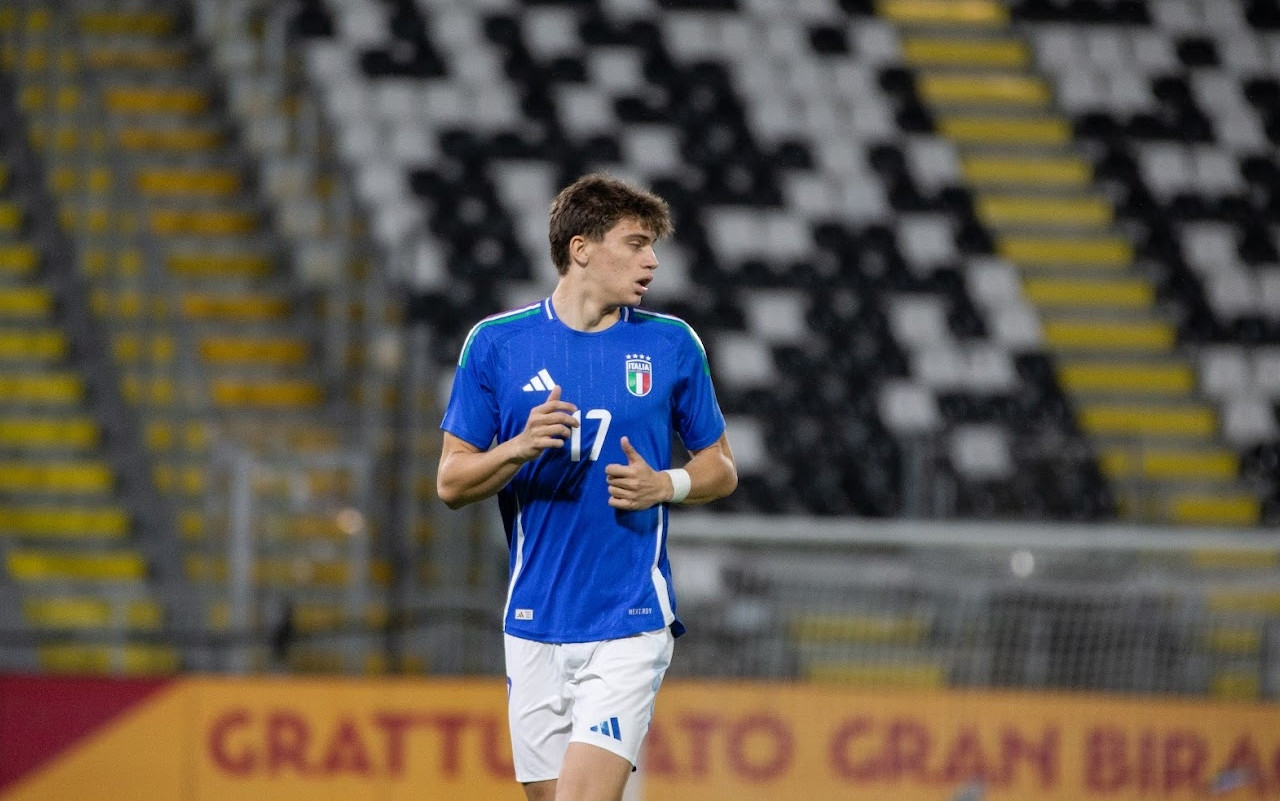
[80,247,141,277]
[1191,550,1279,570]
[1024,278,1152,308]
[1207,590,1280,613]
[91,288,148,319]
[963,155,1092,187]
[0,8,51,34]
[0,373,82,404]
[1210,669,1260,700]
[29,124,106,152]
[0,203,23,232]
[199,337,309,365]
[0,417,99,449]
[1100,448,1237,481]
[112,333,176,363]
[211,379,323,408]
[207,600,388,633]
[25,597,161,629]
[186,555,390,587]
[120,374,175,405]
[0,505,128,537]
[181,293,290,321]
[918,74,1049,107]
[999,235,1132,267]
[1059,362,1193,394]
[1170,494,1261,527]
[879,0,1008,25]
[942,116,1072,145]
[1,45,77,73]
[19,86,81,112]
[903,37,1028,68]
[0,461,114,494]
[0,330,67,360]
[144,420,209,452]
[39,643,179,675]
[1205,627,1261,655]
[790,613,927,644]
[79,11,175,35]
[151,463,204,495]
[979,196,1112,229]
[149,208,258,236]
[137,168,241,196]
[116,127,222,151]
[1044,321,1175,351]
[807,661,945,688]
[106,87,209,115]
[168,252,272,277]
[88,47,188,70]
[0,245,37,273]
[8,549,144,581]
[1078,404,1216,437]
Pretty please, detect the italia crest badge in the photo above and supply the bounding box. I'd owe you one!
[626,354,652,397]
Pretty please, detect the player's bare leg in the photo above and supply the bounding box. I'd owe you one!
[522,743,632,801]
[555,743,633,801]
[523,779,556,801]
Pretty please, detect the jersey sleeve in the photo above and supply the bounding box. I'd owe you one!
[440,328,499,450]
[672,322,725,452]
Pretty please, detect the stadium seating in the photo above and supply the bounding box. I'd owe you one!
[0,0,1276,692]
[277,0,1280,529]
[0,37,171,674]
[1,1,394,674]
[250,0,1280,691]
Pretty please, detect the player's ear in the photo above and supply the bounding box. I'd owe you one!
[568,234,592,268]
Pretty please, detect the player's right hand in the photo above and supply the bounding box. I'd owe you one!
[513,384,578,462]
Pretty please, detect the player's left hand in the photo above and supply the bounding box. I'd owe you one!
[605,436,666,511]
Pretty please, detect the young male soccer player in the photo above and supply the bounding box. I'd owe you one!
[437,173,738,801]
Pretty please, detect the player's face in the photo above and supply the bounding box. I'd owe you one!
[587,217,659,307]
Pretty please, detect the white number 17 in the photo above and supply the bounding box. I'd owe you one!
[569,409,612,462]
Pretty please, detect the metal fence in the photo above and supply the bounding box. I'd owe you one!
[663,515,1280,701]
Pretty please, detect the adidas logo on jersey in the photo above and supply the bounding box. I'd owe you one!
[589,716,622,741]
[522,368,556,392]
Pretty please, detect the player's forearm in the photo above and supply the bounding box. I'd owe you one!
[437,440,528,509]
[674,438,737,506]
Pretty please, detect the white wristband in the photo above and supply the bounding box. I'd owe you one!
[663,468,691,504]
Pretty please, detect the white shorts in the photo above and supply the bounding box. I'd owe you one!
[504,628,674,783]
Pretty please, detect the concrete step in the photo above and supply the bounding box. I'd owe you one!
[1077,401,1217,439]
[978,194,1112,230]
[940,115,1072,146]
[1058,358,1195,394]
[1042,318,1175,352]
[998,234,1133,269]
[961,154,1093,189]
[902,36,1029,69]
[1114,488,1262,528]
[917,71,1050,108]
[1098,444,1240,482]
[880,0,1009,27]
[1024,276,1154,309]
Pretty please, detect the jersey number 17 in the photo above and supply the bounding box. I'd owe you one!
[570,409,611,462]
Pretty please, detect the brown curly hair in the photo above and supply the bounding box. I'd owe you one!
[548,173,673,275]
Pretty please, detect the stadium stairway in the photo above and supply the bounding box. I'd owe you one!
[0,21,180,674]
[879,0,1261,526]
[2,2,393,673]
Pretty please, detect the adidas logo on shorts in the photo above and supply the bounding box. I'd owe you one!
[590,716,622,741]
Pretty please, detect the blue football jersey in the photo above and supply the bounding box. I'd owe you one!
[441,298,726,643]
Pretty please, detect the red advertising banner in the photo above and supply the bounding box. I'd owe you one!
[2,675,1277,800]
